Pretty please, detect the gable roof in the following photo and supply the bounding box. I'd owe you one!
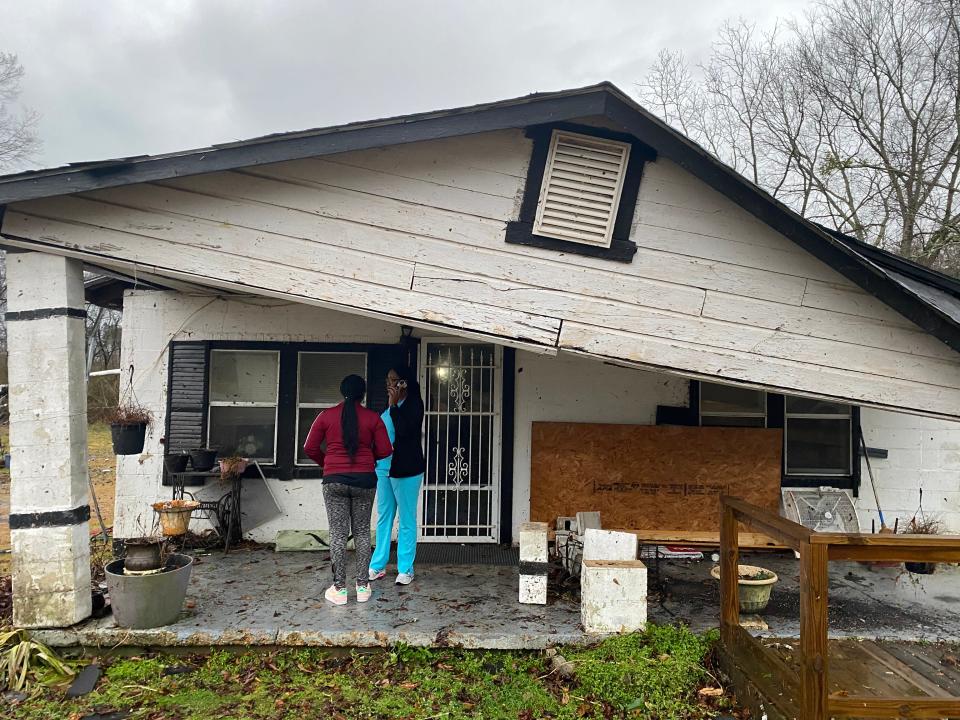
[2,82,959,354]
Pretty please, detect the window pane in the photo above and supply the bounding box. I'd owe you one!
[701,416,766,428]
[210,351,279,403]
[209,406,276,460]
[426,344,495,368]
[299,353,366,405]
[700,383,765,414]
[786,418,851,475]
[297,407,324,464]
[786,396,851,416]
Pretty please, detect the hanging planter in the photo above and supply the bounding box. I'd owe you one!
[109,365,153,456]
[152,499,200,536]
[901,495,942,576]
[111,422,148,455]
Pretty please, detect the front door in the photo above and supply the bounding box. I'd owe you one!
[419,340,502,542]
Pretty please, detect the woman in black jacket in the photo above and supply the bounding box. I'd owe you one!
[369,366,426,585]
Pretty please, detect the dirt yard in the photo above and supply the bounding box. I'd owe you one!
[0,424,117,574]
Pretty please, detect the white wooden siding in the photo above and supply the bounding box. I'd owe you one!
[4,127,960,418]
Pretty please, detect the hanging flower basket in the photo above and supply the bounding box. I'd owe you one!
[152,500,200,536]
[109,366,153,455]
[111,422,148,455]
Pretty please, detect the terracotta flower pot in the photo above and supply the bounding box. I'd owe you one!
[152,500,200,536]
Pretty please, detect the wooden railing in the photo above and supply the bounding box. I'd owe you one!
[720,495,960,720]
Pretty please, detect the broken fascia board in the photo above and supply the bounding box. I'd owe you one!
[0,234,560,356]
[559,344,960,423]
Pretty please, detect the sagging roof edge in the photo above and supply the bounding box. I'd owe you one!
[0,81,958,354]
[0,232,561,358]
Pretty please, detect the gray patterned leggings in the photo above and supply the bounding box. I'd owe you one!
[322,482,376,589]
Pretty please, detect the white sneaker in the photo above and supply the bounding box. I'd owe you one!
[369,568,386,581]
[324,585,348,606]
[395,572,414,585]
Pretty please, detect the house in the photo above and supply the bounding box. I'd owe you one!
[1,82,959,629]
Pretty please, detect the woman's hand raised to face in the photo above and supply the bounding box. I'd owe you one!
[387,385,400,407]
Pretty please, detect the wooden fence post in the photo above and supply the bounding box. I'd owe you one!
[800,541,829,720]
[719,500,739,645]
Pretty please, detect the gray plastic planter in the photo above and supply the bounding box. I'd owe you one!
[105,553,194,628]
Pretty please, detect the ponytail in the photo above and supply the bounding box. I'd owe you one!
[339,374,366,460]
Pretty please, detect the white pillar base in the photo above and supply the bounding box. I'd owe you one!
[581,559,647,634]
[11,525,92,627]
[519,521,548,605]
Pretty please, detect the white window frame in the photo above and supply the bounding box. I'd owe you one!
[784,399,853,477]
[698,383,767,427]
[533,130,631,249]
[294,351,368,466]
[207,349,280,463]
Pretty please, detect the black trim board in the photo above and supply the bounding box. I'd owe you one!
[499,347,516,545]
[5,307,86,322]
[9,504,91,530]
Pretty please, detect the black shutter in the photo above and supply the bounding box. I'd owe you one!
[165,341,209,456]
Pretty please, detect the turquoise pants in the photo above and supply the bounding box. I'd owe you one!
[370,471,423,576]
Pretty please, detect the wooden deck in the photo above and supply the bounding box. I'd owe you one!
[722,638,960,719]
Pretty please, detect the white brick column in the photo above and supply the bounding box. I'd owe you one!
[7,251,91,628]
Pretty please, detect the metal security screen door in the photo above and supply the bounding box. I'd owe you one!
[420,341,502,542]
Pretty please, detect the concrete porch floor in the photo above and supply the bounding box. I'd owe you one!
[30,549,960,649]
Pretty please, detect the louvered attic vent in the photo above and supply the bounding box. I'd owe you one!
[532,130,631,248]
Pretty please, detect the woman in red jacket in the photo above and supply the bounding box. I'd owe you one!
[303,374,392,606]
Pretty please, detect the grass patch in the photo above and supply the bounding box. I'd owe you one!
[4,626,735,719]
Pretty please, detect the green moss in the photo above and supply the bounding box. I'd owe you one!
[5,627,725,720]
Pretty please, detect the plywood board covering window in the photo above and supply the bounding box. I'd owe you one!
[533,130,630,248]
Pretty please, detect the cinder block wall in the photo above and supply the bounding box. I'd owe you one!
[858,407,960,533]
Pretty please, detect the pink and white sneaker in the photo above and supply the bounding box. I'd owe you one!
[356,584,372,603]
[324,585,348,606]
[368,568,387,581]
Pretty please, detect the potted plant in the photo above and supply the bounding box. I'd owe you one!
[189,448,218,472]
[903,515,942,575]
[152,499,200,536]
[104,516,195,629]
[219,455,248,478]
[163,452,190,474]
[123,536,166,572]
[711,564,779,613]
[108,402,153,456]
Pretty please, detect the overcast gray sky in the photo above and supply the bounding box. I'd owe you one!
[3,0,813,170]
